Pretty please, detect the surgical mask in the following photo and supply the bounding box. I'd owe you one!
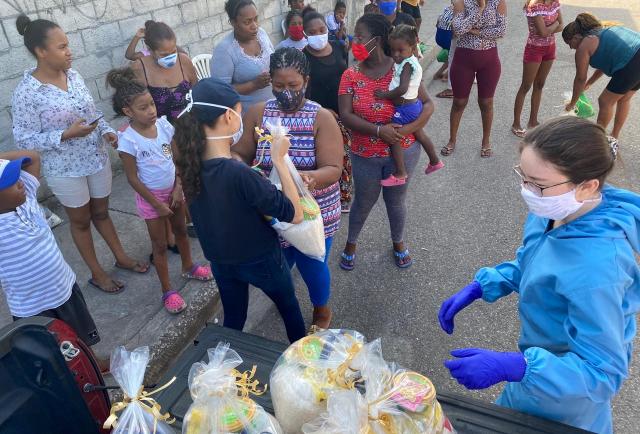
[307,32,329,50]
[156,52,177,69]
[273,88,306,111]
[289,24,305,41]
[520,185,601,221]
[351,37,376,62]
[379,1,397,16]
[177,92,243,145]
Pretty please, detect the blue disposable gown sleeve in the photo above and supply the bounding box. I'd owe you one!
[474,245,524,302]
[520,280,629,405]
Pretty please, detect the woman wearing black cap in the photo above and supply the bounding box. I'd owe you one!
[173,77,306,343]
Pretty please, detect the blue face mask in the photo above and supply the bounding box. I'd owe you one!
[157,52,177,69]
[379,1,397,16]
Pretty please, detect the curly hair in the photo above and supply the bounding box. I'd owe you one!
[357,12,392,56]
[172,113,208,200]
[270,47,310,77]
[105,67,149,116]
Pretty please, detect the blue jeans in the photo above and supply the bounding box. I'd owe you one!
[283,237,333,307]
[210,249,306,343]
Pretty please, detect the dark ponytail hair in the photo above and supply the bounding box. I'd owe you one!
[173,113,209,200]
[105,67,149,116]
[16,14,60,56]
[390,23,419,47]
[224,0,256,21]
[522,117,616,189]
[357,13,392,56]
[143,20,176,51]
[562,12,619,43]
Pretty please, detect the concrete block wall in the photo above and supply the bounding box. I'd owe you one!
[0,0,366,152]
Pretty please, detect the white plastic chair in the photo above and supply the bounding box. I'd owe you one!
[281,18,287,37]
[192,54,212,80]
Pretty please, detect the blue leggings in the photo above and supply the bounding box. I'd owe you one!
[283,237,333,307]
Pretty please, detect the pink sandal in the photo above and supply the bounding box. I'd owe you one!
[425,161,444,175]
[380,174,407,187]
[163,290,186,314]
[181,263,213,281]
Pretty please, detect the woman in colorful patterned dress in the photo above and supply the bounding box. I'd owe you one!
[512,0,562,138]
[338,13,435,271]
[442,0,507,158]
[235,47,343,332]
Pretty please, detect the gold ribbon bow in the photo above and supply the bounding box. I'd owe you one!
[232,365,267,398]
[103,376,177,433]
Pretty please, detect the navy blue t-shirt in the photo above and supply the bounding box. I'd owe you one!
[189,158,295,264]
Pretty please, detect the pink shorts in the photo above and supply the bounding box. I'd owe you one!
[135,186,174,220]
[523,43,556,64]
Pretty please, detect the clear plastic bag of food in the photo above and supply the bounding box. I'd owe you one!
[302,340,457,434]
[105,346,176,434]
[182,342,282,434]
[270,329,366,434]
[255,119,326,261]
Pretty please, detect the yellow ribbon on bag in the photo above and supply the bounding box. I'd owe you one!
[233,365,268,398]
[103,376,177,433]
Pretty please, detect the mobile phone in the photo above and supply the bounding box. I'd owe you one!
[88,115,104,125]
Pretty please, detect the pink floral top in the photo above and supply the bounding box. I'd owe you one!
[453,0,507,50]
[525,1,560,46]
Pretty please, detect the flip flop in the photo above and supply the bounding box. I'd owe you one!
[481,147,493,158]
[307,325,326,336]
[114,260,150,274]
[511,126,527,138]
[88,278,125,294]
[339,252,356,271]
[436,89,454,99]
[393,249,413,269]
[441,145,455,156]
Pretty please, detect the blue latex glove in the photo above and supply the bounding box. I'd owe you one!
[444,348,527,390]
[438,281,483,334]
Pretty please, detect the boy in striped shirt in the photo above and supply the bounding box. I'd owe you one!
[0,151,108,371]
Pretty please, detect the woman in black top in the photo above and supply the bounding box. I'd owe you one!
[174,77,306,343]
[303,10,353,211]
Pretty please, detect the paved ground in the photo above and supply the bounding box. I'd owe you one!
[237,1,640,433]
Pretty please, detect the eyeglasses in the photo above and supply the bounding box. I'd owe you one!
[513,165,572,197]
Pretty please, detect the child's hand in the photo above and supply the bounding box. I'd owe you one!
[135,28,145,39]
[300,172,317,190]
[374,89,388,99]
[103,132,118,149]
[170,187,185,209]
[155,202,174,217]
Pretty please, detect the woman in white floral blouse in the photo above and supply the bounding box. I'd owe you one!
[11,15,149,294]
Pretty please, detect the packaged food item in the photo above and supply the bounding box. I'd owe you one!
[302,340,457,434]
[254,119,326,261]
[104,346,177,434]
[270,330,366,434]
[182,342,282,434]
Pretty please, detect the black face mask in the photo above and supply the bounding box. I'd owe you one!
[273,88,306,111]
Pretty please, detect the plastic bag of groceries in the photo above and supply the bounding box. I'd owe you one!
[106,346,176,434]
[302,340,457,434]
[560,91,595,118]
[182,342,282,434]
[270,330,367,434]
[254,119,326,261]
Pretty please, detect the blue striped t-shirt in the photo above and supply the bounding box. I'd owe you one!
[0,171,74,317]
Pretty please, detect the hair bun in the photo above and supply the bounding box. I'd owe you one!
[144,20,156,30]
[16,14,31,36]
[105,66,138,90]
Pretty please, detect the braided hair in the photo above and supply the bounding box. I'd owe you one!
[390,23,419,47]
[105,67,149,116]
[357,13,392,56]
[270,47,310,77]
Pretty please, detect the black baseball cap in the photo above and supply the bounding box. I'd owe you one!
[190,77,241,124]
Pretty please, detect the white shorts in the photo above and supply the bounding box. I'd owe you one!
[46,164,113,208]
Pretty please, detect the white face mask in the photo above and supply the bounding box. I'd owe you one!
[157,52,177,69]
[306,32,329,50]
[177,92,243,145]
[520,185,600,221]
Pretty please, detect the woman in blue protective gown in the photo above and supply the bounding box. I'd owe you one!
[438,116,640,434]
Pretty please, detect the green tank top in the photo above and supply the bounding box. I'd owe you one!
[590,26,640,76]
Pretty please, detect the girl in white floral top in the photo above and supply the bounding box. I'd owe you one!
[442,0,507,159]
[11,15,148,294]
